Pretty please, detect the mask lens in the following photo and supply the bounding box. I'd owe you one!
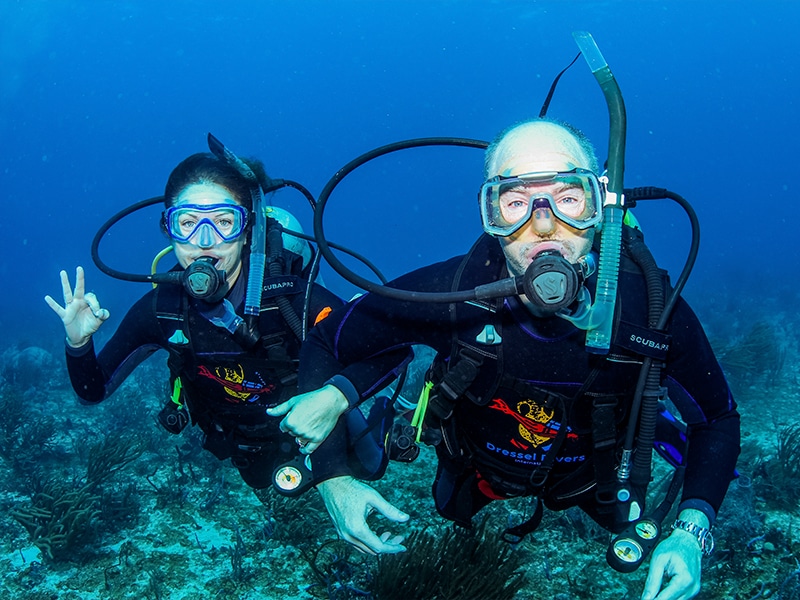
[481,169,602,236]
[166,203,247,244]
[549,173,598,222]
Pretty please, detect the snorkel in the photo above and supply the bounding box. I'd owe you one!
[206,133,266,347]
[207,134,319,343]
[560,31,626,353]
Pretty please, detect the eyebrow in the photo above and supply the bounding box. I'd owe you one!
[506,181,581,193]
[178,206,238,214]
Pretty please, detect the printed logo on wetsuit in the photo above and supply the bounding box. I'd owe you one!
[197,364,277,404]
[485,397,584,466]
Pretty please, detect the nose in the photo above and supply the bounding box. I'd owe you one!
[191,222,222,248]
[530,197,557,236]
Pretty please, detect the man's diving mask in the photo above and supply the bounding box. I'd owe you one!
[164,203,249,246]
[480,168,604,236]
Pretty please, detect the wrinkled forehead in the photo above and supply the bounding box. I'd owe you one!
[488,124,593,178]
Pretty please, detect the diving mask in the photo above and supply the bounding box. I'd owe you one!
[165,203,249,246]
[480,168,604,236]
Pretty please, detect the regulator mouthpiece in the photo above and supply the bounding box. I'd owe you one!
[521,251,583,317]
[183,257,228,302]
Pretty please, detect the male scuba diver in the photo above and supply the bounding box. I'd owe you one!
[45,138,404,497]
[272,119,740,600]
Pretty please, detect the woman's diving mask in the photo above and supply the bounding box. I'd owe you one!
[164,202,249,247]
[480,168,604,236]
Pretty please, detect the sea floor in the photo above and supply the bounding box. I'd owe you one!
[1,325,798,600]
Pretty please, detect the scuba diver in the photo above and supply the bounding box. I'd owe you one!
[273,114,739,600]
[44,137,404,497]
[279,118,740,599]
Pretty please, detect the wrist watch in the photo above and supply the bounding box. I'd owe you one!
[672,519,714,556]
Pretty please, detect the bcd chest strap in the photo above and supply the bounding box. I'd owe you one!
[427,347,485,420]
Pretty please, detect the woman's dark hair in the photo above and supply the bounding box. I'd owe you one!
[163,152,270,211]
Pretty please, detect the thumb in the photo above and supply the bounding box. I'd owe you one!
[266,400,292,417]
[85,293,110,321]
[370,495,410,523]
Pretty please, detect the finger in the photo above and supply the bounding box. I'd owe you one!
[277,415,300,435]
[44,295,65,317]
[642,557,666,600]
[60,270,74,304]
[342,535,378,556]
[369,533,406,554]
[84,293,110,321]
[370,497,410,524]
[74,266,86,299]
[300,441,320,455]
[266,401,292,417]
[653,569,693,600]
[650,578,682,600]
[344,527,405,555]
[379,532,406,546]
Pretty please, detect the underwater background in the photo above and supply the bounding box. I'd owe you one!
[2,1,799,598]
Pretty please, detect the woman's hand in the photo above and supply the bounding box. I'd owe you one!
[45,266,110,348]
[267,385,349,454]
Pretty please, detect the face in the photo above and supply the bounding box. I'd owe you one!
[170,182,247,286]
[490,124,597,278]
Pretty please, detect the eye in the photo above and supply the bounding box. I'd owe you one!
[501,190,529,208]
[178,216,198,230]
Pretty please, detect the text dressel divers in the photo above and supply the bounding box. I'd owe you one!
[486,442,586,466]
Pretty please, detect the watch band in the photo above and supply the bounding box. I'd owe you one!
[672,519,715,556]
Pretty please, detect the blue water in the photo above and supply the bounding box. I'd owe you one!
[2,0,797,347]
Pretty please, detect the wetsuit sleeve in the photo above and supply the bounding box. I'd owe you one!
[665,296,741,523]
[301,261,461,483]
[299,259,458,397]
[298,282,413,403]
[65,291,164,404]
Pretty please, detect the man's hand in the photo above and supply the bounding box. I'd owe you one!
[317,476,409,555]
[642,510,707,600]
[266,385,349,454]
[45,266,109,348]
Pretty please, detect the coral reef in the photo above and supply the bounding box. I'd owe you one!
[11,433,144,561]
[779,567,800,600]
[754,422,800,510]
[11,478,102,560]
[254,486,331,548]
[0,312,799,599]
[372,518,525,600]
[715,321,785,390]
[0,385,59,481]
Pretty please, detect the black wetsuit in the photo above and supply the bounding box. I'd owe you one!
[303,234,740,527]
[65,266,402,489]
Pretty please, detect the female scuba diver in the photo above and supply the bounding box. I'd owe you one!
[45,144,402,496]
